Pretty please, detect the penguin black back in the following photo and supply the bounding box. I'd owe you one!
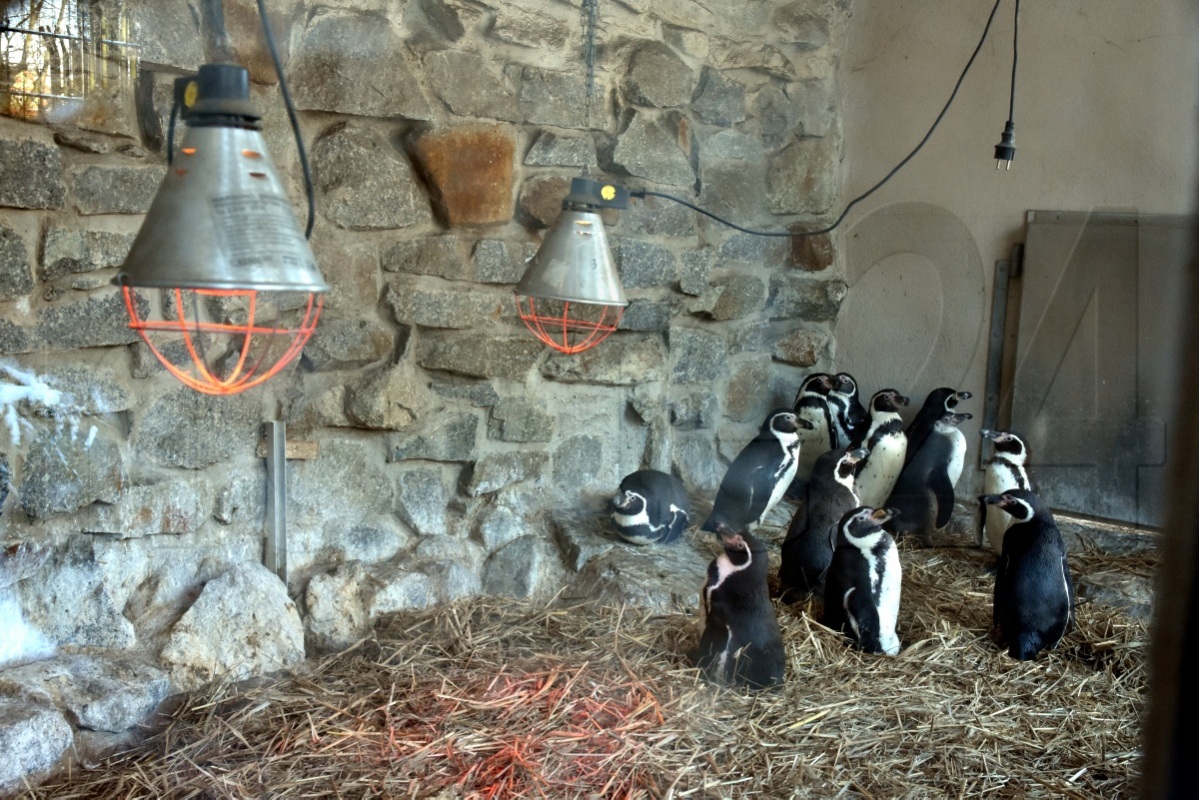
[692,525,785,690]
[982,490,1075,660]
[610,469,692,545]
[829,372,868,447]
[904,388,973,466]
[885,412,971,539]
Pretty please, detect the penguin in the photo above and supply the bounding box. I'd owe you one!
[981,490,1075,660]
[904,388,973,466]
[978,429,1032,555]
[692,524,785,690]
[779,447,868,601]
[701,409,813,532]
[828,372,868,448]
[850,389,910,509]
[884,412,972,540]
[822,506,902,656]
[784,372,836,500]
[610,469,692,545]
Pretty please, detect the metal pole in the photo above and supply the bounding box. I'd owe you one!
[264,420,287,584]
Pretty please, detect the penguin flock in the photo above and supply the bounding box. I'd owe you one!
[609,370,1078,691]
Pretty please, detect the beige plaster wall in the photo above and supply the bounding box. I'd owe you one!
[837,0,1199,486]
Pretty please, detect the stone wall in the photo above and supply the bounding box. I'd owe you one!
[0,0,848,779]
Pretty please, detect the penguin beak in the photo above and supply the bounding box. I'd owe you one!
[718,528,746,550]
[848,447,868,462]
[980,429,1000,441]
[956,391,973,401]
[869,507,898,524]
[896,394,910,406]
[979,493,1003,507]
[796,417,815,430]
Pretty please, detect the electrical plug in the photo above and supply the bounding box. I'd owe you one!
[994,121,1016,170]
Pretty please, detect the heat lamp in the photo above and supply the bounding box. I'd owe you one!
[117,2,327,396]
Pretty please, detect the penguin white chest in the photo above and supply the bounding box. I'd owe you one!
[983,461,1029,553]
[858,434,907,507]
[876,542,902,656]
[944,429,967,489]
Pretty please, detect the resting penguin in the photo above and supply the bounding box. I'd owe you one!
[978,429,1032,555]
[610,470,692,545]
[779,447,868,601]
[903,387,973,466]
[784,373,836,500]
[823,506,902,656]
[828,372,868,449]
[851,389,910,509]
[701,409,812,532]
[884,412,972,540]
[982,490,1075,660]
[692,524,785,690]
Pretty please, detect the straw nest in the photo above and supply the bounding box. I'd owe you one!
[23,533,1151,799]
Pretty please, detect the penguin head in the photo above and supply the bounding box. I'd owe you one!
[979,490,1039,521]
[765,409,811,435]
[836,447,869,479]
[949,389,973,409]
[832,373,859,399]
[611,489,646,515]
[713,522,762,566]
[929,387,973,412]
[870,389,909,414]
[797,372,834,398]
[981,429,1029,461]
[934,412,972,432]
[839,505,899,542]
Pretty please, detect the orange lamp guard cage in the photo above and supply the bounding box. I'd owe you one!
[123,286,323,395]
[515,295,623,355]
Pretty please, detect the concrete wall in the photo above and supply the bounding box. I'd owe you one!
[837,0,1199,486]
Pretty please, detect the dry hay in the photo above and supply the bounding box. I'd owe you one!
[22,539,1150,800]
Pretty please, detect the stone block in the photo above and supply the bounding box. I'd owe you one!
[725,358,773,423]
[214,471,265,526]
[40,227,134,282]
[541,335,665,386]
[341,515,410,565]
[670,326,726,384]
[488,398,553,443]
[697,161,769,228]
[127,0,204,70]
[0,654,169,733]
[411,125,516,227]
[382,237,472,281]
[465,452,549,496]
[624,41,695,108]
[81,480,206,538]
[613,238,677,289]
[481,536,555,599]
[394,466,450,537]
[678,249,715,295]
[345,366,425,430]
[513,66,588,129]
[409,0,466,42]
[518,174,572,229]
[769,275,848,321]
[719,232,790,265]
[692,67,746,126]
[425,50,520,122]
[0,320,34,356]
[789,231,836,272]
[671,391,720,430]
[524,131,597,169]
[774,324,830,366]
[36,292,142,350]
[619,298,676,332]
[19,431,123,519]
[289,438,394,538]
[72,165,164,215]
[550,509,618,572]
[709,274,767,321]
[416,331,542,381]
[135,389,259,469]
[552,435,603,488]
[709,39,793,80]
[160,562,306,692]
[39,366,130,416]
[422,559,482,604]
[0,225,32,299]
[302,317,393,371]
[490,6,570,48]
[222,0,299,85]
[565,536,709,612]
[475,503,526,552]
[290,9,432,119]
[612,111,695,187]
[0,700,73,791]
[304,562,370,652]
[388,412,478,462]
[619,194,696,238]
[774,7,831,51]
[672,432,724,491]
[431,380,500,407]
[312,122,432,231]
[752,83,801,150]
[0,139,65,210]
[704,129,764,161]
[473,239,537,284]
[386,282,503,329]
[369,566,431,615]
[767,136,840,215]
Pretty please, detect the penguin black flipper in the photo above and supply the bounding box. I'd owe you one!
[931,469,956,530]
[842,585,882,653]
[976,495,988,549]
[992,548,1010,640]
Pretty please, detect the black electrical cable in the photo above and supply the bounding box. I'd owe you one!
[1009,0,1019,122]
[994,0,1019,167]
[632,0,1007,238]
[256,0,315,239]
[166,100,178,165]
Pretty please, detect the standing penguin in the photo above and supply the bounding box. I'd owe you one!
[785,373,836,500]
[884,412,972,539]
[978,429,1032,555]
[903,388,973,466]
[982,490,1075,660]
[692,524,785,690]
[851,389,910,509]
[823,506,902,656]
[779,447,868,601]
[828,372,868,448]
[610,470,692,545]
[702,409,812,532]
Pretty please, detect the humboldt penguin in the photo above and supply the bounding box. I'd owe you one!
[692,524,786,690]
[610,469,692,545]
[779,447,868,601]
[904,387,973,466]
[851,389,910,509]
[823,506,903,656]
[785,372,836,500]
[982,490,1075,660]
[885,412,971,539]
[828,372,868,448]
[978,429,1032,555]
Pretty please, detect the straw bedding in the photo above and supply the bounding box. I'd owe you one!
[22,533,1151,799]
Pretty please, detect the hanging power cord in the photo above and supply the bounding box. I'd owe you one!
[628,0,1007,238]
[994,0,1019,168]
[256,0,315,239]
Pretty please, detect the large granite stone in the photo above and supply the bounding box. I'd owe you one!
[40,227,134,281]
[752,83,801,149]
[345,366,425,430]
[512,66,589,129]
[393,466,451,537]
[692,67,746,126]
[672,433,724,491]
[670,326,726,383]
[19,430,123,519]
[481,536,558,600]
[386,282,503,329]
[0,320,33,356]
[670,390,720,430]
[312,122,432,231]
[36,292,142,349]
[619,299,676,332]
[473,239,537,284]
[136,389,259,469]
[412,125,516,227]
[766,136,840,215]
[789,231,837,272]
[550,508,619,572]
[302,317,393,371]
[127,0,204,70]
[368,565,431,615]
[214,471,265,526]
[624,41,695,108]
[72,165,164,215]
[425,50,520,122]
[768,275,847,321]
[290,9,433,119]
[490,6,570,49]
[774,324,830,366]
[382,237,472,281]
[488,398,553,443]
[552,435,603,489]
[524,131,598,169]
[725,358,773,423]
[541,335,666,386]
[465,452,549,496]
[619,194,697,238]
[81,480,207,538]
[517,174,573,229]
[613,238,677,289]
[160,562,306,692]
[678,249,715,296]
[705,274,767,321]
[564,535,709,612]
[388,412,479,461]
[0,225,32,299]
[612,111,695,187]
[303,562,370,652]
[704,129,764,161]
[0,700,73,791]
[774,6,831,51]
[0,139,65,210]
[416,332,542,380]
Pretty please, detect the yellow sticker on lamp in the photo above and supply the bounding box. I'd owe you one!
[183,81,199,108]
[601,185,616,201]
